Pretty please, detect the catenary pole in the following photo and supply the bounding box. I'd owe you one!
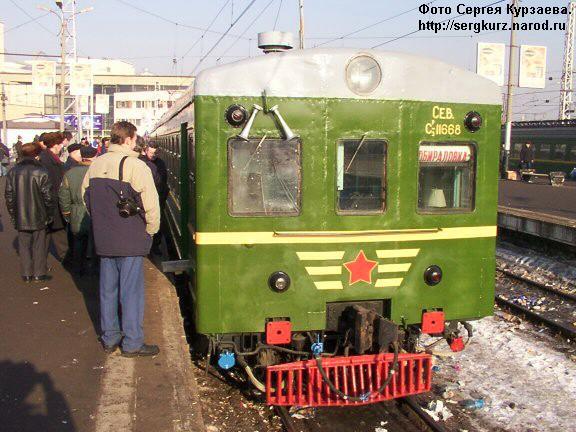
[299,0,305,49]
[503,0,517,178]
[1,82,7,145]
[59,6,66,133]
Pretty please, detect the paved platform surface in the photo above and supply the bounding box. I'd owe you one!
[499,179,576,221]
[0,178,205,432]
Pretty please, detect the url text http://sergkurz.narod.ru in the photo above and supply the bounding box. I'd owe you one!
[418,3,569,34]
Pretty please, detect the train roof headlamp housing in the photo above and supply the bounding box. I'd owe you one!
[424,265,442,286]
[269,271,291,293]
[464,111,482,132]
[225,104,248,128]
[346,55,382,95]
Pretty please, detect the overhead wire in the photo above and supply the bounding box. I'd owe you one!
[179,0,232,61]
[8,0,57,36]
[191,0,258,75]
[273,0,283,31]
[113,0,248,39]
[5,12,52,33]
[371,0,507,48]
[216,0,277,62]
[314,0,440,48]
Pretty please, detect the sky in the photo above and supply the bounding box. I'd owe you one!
[2,0,574,120]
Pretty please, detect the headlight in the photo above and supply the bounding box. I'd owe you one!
[225,104,248,127]
[269,271,291,292]
[464,111,482,132]
[346,55,382,95]
[424,265,442,286]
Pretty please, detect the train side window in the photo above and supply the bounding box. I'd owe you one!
[336,138,386,214]
[228,138,301,217]
[538,143,551,158]
[418,142,475,213]
[556,143,567,160]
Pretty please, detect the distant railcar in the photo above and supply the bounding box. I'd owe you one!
[505,120,576,174]
[151,47,501,407]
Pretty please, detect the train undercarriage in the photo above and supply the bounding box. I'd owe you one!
[203,303,473,407]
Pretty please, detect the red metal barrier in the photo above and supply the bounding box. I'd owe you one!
[266,353,433,406]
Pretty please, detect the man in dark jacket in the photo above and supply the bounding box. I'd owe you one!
[13,136,23,162]
[141,142,169,255]
[82,121,160,357]
[39,132,68,261]
[5,142,54,282]
[59,146,97,275]
[519,142,535,170]
[63,143,82,171]
[0,139,10,177]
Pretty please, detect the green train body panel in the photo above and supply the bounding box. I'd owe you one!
[192,96,501,334]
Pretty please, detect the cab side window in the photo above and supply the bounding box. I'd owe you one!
[336,138,386,214]
[228,138,301,216]
[418,142,475,213]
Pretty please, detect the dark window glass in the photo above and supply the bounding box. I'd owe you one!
[538,143,551,158]
[555,143,567,160]
[336,138,386,214]
[228,138,301,216]
[418,142,475,213]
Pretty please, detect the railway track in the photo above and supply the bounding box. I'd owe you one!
[495,268,576,340]
[275,396,449,432]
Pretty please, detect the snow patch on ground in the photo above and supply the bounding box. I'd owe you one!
[433,316,576,432]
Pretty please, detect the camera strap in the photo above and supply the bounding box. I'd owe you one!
[119,156,128,182]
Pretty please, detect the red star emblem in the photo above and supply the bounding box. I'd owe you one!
[343,251,377,285]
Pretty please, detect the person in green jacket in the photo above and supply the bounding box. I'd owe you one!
[59,146,98,275]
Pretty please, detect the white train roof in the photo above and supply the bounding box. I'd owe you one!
[194,48,501,105]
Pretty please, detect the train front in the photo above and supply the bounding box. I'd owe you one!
[192,43,501,407]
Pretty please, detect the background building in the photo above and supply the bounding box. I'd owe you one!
[0,22,192,139]
[114,90,184,134]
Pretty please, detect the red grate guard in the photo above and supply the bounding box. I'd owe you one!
[266,353,433,406]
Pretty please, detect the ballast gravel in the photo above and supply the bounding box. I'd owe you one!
[430,315,576,432]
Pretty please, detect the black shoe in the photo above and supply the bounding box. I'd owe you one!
[22,276,32,283]
[121,344,160,358]
[103,342,120,354]
[33,275,53,282]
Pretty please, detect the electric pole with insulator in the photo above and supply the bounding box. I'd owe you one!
[502,0,518,178]
[560,1,576,120]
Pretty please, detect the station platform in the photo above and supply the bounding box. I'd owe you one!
[0,178,205,432]
[498,180,576,247]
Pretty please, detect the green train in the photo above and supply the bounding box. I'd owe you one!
[151,45,501,407]
[506,120,576,174]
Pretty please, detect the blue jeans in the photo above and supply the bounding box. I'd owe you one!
[100,256,145,352]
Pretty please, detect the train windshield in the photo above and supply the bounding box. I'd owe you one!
[228,138,301,216]
[418,142,475,212]
[336,138,387,214]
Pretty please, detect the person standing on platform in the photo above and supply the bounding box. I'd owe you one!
[63,143,82,171]
[100,137,110,155]
[82,121,160,357]
[5,142,54,282]
[141,142,169,255]
[519,142,535,170]
[0,139,10,177]
[39,132,68,262]
[59,146,98,275]
[13,136,24,162]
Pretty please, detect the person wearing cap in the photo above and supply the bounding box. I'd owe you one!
[59,145,98,275]
[13,135,24,163]
[63,143,82,171]
[5,142,54,282]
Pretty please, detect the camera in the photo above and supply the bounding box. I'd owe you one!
[116,196,141,218]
